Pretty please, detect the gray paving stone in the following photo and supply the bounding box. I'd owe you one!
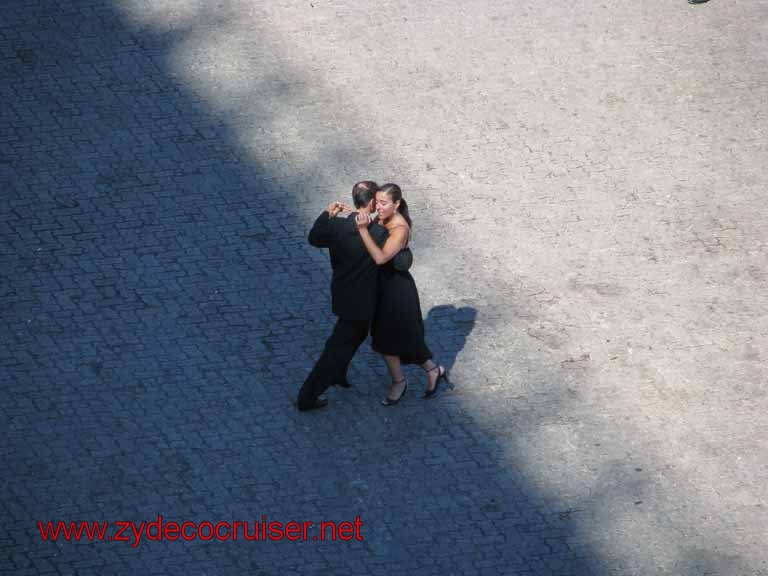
[3,1,768,575]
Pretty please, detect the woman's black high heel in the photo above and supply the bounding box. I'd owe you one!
[382,378,408,406]
[423,365,449,399]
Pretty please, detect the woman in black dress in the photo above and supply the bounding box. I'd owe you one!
[355,184,449,405]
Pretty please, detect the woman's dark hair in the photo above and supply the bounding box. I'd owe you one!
[379,183,411,227]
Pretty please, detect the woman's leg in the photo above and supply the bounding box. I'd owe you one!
[382,354,407,401]
[421,358,445,395]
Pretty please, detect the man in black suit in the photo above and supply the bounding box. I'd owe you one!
[297,181,387,411]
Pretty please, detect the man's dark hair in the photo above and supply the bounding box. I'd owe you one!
[352,180,379,208]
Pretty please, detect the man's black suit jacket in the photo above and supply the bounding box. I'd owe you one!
[308,211,387,322]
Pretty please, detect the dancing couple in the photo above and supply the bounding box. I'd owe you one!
[297,180,449,411]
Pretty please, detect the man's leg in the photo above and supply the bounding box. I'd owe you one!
[329,319,369,386]
[297,318,368,411]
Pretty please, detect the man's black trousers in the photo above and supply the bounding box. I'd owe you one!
[297,317,369,410]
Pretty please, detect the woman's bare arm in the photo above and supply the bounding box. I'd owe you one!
[356,216,408,265]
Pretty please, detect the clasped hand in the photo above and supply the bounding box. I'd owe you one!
[326,202,372,229]
[326,201,356,218]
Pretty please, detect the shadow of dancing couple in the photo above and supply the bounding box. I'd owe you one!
[297,180,450,411]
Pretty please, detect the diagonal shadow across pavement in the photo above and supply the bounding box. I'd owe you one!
[6,2,765,576]
[0,2,610,574]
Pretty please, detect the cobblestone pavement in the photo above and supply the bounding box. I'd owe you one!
[2,1,767,574]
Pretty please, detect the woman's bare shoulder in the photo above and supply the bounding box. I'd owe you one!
[388,214,410,232]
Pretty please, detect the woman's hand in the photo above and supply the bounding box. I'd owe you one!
[355,211,372,230]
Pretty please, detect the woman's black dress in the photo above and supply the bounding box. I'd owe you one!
[371,250,433,365]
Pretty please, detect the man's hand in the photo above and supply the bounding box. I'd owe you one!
[326,202,344,217]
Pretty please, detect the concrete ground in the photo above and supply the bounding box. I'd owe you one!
[2,0,767,574]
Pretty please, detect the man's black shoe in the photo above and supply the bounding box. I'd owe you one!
[298,397,328,412]
[334,379,352,388]
[688,0,709,4]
